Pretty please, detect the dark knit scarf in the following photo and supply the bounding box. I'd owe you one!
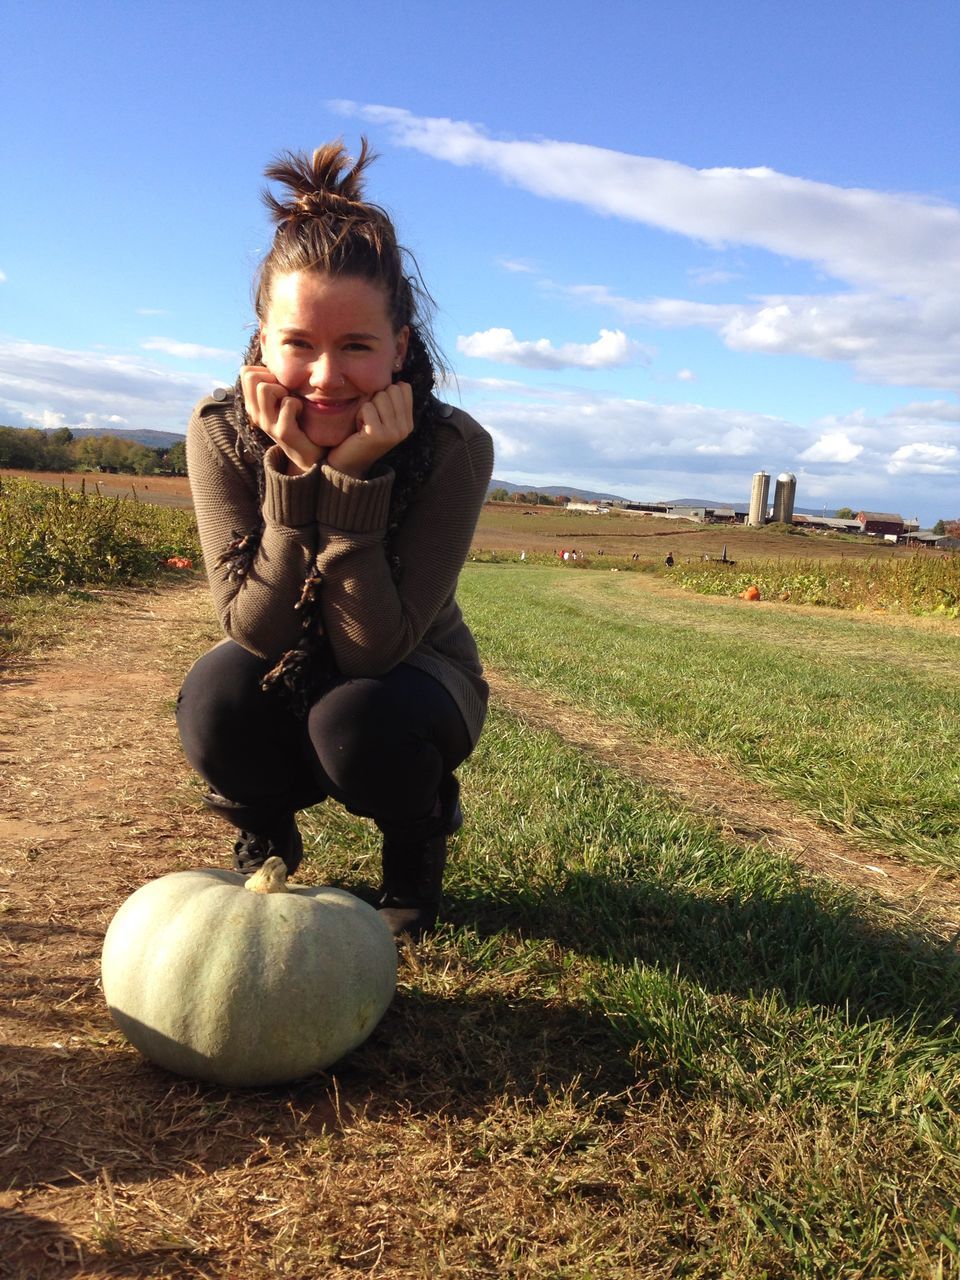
[216,333,438,717]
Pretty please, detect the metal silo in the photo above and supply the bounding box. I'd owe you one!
[748,471,769,527]
[772,472,797,524]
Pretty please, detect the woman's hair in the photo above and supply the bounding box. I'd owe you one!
[221,140,447,714]
[249,138,443,420]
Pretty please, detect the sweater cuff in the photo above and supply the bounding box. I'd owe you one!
[262,445,321,527]
[317,464,394,532]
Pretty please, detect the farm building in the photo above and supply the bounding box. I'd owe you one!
[620,501,669,515]
[857,511,905,537]
[907,531,959,549]
[793,514,861,533]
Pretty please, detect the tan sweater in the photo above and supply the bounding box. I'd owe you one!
[186,391,495,745]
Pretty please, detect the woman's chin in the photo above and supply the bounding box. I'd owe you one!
[303,419,356,450]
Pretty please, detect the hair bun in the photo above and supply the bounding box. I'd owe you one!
[293,187,355,218]
[263,139,374,225]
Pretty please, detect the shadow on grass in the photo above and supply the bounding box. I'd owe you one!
[0,985,636,1195]
[443,870,960,1029]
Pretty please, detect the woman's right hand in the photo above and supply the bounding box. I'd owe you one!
[239,365,325,475]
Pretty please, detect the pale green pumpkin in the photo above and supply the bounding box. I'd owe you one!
[101,857,397,1086]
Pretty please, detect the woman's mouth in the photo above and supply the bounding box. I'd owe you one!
[302,396,358,415]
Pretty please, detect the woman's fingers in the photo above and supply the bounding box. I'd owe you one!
[238,367,324,474]
[240,365,284,429]
[256,380,289,432]
[327,382,414,479]
[359,381,415,446]
[272,396,325,474]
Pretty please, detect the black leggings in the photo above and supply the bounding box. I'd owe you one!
[176,641,473,830]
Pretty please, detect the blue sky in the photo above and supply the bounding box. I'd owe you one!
[2,0,958,522]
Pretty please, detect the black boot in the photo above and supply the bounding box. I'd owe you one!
[201,791,304,876]
[376,775,462,938]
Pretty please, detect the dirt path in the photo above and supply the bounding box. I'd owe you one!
[2,576,958,1274]
[0,576,222,1277]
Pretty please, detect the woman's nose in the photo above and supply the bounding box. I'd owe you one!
[309,353,343,388]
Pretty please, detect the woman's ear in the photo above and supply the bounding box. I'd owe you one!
[394,325,410,374]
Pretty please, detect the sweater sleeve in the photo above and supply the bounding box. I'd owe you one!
[186,399,322,658]
[313,415,494,676]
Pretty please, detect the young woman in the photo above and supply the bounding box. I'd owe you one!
[176,141,494,937]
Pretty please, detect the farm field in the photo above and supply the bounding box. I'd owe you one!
[0,468,194,510]
[471,500,925,564]
[2,468,937,564]
[2,561,959,1277]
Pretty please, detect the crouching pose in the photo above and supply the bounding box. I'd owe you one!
[176,140,493,937]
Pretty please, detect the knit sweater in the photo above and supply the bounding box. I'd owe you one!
[186,391,495,746]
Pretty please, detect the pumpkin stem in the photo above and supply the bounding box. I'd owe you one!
[244,856,290,894]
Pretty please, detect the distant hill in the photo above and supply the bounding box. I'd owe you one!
[489,481,840,518]
[488,479,625,503]
[54,427,186,448]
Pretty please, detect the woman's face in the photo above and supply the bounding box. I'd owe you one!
[259,270,409,450]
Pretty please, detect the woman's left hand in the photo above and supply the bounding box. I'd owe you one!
[327,381,414,480]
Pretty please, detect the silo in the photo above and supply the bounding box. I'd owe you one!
[772,472,797,524]
[748,471,769,527]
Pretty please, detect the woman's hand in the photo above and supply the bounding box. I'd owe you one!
[239,365,326,475]
[327,381,414,480]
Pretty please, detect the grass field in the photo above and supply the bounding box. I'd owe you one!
[458,564,960,872]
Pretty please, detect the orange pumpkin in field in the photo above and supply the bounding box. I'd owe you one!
[739,584,761,601]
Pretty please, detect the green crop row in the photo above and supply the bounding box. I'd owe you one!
[0,475,201,595]
[671,554,960,616]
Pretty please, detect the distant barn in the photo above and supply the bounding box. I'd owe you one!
[857,511,904,537]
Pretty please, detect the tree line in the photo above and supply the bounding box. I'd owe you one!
[488,488,568,506]
[0,426,186,476]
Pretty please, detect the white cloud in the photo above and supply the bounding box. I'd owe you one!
[562,283,960,391]
[885,400,960,423]
[142,337,234,360]
[694,426,758,456]
[466,382,788,472]
[887,443,960,475]
[23,409,68,431]
[676,368,696,382]
[0,270,6,284]
[25,409,129,431]
[688,267,741,286]
[136,307,169,316]
[332,102,960,297]
[497,257,537,274]
[457,326,641,370]
[0,338,226,433]
[563,283,739,328]
[799,431,864,464]
[446,374,575,397]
